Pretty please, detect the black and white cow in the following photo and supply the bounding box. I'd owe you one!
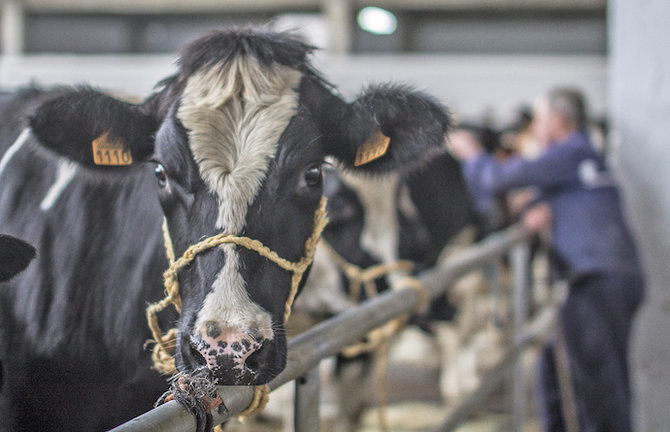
[283,149,477,432]
[290,126,505,430]
[313,122,507,304]
[0,28,450,430]
[296,151,477,324]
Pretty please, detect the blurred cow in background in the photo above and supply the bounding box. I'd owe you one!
[284,120,548,430]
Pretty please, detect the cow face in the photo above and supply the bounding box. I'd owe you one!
[28,29,450,385]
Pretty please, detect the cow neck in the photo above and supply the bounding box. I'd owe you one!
[146,196,329,377]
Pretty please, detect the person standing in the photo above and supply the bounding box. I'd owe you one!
[449,88,645,432]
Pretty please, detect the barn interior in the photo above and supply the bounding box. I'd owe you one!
[1,1,668,431]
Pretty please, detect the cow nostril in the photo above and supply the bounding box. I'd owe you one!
[248,329,263,342]
[245,346,263,372]
[188,336,208,368]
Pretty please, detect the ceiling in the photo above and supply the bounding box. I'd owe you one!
[21,0,606,14]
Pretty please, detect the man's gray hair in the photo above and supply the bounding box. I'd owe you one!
[548,87,587,131]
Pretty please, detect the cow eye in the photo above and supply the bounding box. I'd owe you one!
[154,163,168,186]
[304,165,322,187]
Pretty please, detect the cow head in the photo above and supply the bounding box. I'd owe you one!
[27,28,450,385]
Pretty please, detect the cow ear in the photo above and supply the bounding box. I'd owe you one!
[0,234,36,283]
[29,88,157,170]
[319,83,451,175]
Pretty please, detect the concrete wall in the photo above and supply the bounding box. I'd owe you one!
[0,53,607,126]
[609,1,670,431]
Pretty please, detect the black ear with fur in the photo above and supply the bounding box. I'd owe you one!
[314,83,451,175]
[0,235,36,283]
[29,88,157,170]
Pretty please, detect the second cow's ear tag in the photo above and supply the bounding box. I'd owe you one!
[92,131,133,166]
[354,129,391,167]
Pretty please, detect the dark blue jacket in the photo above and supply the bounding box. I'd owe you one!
[463,131,642,278]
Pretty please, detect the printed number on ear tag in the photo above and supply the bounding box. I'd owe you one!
[92,132,133,166]
[354,129,390,167]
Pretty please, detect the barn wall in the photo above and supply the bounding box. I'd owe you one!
[609,1,670,430]
[0,53,607,126]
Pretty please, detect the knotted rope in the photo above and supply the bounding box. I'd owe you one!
[320,241,415,305]
[321,241,429,432]
[146,196,328,420]
[320,241,428,357]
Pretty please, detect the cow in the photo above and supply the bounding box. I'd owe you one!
[282,151,476,431]
[0,28,451,431]
[304,123,506,319]
[287,124,515,430]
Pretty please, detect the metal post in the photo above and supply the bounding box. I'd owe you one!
[324,0,352,55]
[294,365,320,432]
[2,0,25,56]
[510,241,530,432]
[485,260,505,329]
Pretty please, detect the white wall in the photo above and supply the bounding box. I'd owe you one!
[0,54,174,96]
[609,2,670,431]
[0,53,606,126]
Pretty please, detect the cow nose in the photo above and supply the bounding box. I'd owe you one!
[193,321,263,373]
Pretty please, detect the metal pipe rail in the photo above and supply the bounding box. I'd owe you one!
[435,298,557,431]
[111,224,532,432]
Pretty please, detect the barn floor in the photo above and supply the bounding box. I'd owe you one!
[225,327,545,432]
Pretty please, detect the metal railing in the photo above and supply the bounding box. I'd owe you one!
[111,224,555,432]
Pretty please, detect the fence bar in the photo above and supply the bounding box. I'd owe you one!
[294,365,320,432]
[111,225,531,432]
[435,301,557,432]
[109,385,256,432]
[511,242,531,432]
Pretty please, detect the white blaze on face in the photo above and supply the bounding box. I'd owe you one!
[339,171,409,286]
[178,58,302,339]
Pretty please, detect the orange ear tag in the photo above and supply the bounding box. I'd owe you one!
[354,129,390,167]
[92,132,133,166]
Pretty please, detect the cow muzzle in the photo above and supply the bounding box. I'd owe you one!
[191,321,270,384]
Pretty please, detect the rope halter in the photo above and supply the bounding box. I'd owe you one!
[146,196,329,376]
[320,238,429,432]
[319,241,429,358]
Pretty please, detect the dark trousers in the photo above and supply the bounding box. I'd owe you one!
[536,272,645,432]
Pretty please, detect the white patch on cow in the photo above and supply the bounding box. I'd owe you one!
[338,170,407,284]
[0,128,30,180]
[196,244,274,340]
[178,58,302,233]
[179,58,301,339]
[40,159,77,211]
